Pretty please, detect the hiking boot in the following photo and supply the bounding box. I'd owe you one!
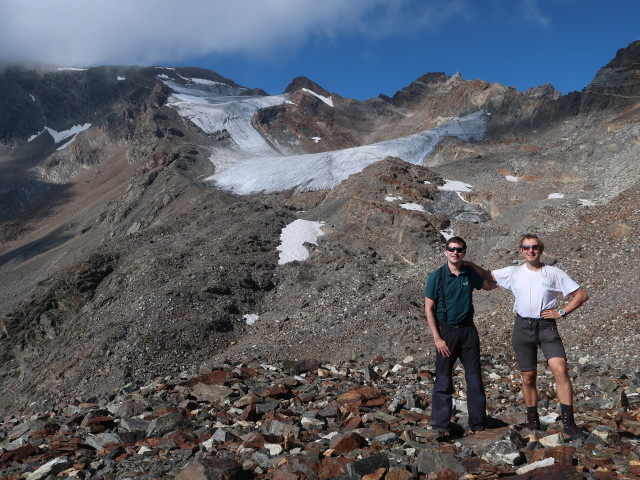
[561,408,588,440]
[563,423,589,440]
[526,410,541,430]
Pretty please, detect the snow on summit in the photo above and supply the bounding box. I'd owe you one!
[159,74,490,195]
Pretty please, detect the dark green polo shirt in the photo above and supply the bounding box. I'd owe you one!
[424,263,484,324]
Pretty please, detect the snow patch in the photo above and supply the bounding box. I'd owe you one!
[548,193,564,199]
[578,199,595,206]
[400,203,426,212]
[28,130,45,142]
[302,88,334,107]
[505,175,518,182]
[243,314,259,326]
[385,195,402,202]
[277,220,325,265]
[45,123,91,145]
[438,180,473,192]
[117,76,126,81]
[437,179,474,203]
[311,137,321,143]
[166,92,288,156]
[190,77,225,85]
[440,229,454,240]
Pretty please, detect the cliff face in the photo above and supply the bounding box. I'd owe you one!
[580,40,640,111]
[0,41,639,418]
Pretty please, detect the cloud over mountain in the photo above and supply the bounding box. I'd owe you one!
[0,0,464,67]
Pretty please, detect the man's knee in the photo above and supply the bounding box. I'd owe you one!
[547,357,570,380]
[521,370,537,387]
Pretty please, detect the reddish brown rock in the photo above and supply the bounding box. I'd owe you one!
[239,404,258,422]
[186,369,234,387]
[386,467,415,480]
[167,431,198,448]
[529,446,576,466]
[174,458,245,480]
[0,444,37,463]
[329,432,367,455]
[84,416,117,433]
[337,391,365,406]
[343,415,363,431]
[361,467,386,480]
[253,385,290,398]
[318,456,353,479]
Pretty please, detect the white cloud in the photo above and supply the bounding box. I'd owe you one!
[518,0,551,28]
[0,0,470,67]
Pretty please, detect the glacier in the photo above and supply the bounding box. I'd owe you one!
[160,73,490,195]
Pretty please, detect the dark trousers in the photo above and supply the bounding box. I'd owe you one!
[432,321,487,431]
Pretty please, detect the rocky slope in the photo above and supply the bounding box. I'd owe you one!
[0,356,639,479]
[0,40,639,478]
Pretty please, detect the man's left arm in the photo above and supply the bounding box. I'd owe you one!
[482,279,499,291]
[541,287,589,319]
[464,260,496,283]
[466,262,498,290]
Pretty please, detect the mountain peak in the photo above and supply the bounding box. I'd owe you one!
[284,76,331,97]
[525,83,562,99]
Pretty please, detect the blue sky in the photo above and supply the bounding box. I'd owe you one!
[1,0,638,100]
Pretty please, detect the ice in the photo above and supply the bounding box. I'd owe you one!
[159,72,490,195]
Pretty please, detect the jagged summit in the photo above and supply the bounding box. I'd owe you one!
[284,75,331,97]
[582,39,640,107]
[525,83,562,99]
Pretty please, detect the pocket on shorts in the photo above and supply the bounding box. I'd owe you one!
[538,321,562,344]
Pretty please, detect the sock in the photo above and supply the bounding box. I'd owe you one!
[560,403,576,426]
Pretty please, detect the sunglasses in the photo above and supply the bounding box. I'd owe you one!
[521,245,542,250]
[446,246,466,253]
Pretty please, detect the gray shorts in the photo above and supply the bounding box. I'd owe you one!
[511,315,567,371]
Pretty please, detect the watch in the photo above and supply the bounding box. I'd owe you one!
[558,309,567,317]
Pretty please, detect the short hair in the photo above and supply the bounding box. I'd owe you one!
[520,233,544,249]
[446,236,467,250]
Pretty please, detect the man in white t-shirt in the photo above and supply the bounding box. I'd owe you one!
[469,234,589,440]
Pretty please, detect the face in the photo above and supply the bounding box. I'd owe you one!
[520,238,543,263]
[445,242,466,264]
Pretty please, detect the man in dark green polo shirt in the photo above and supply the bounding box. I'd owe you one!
[424,236,497,437]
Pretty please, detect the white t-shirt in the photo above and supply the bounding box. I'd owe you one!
[492,264,580,318]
